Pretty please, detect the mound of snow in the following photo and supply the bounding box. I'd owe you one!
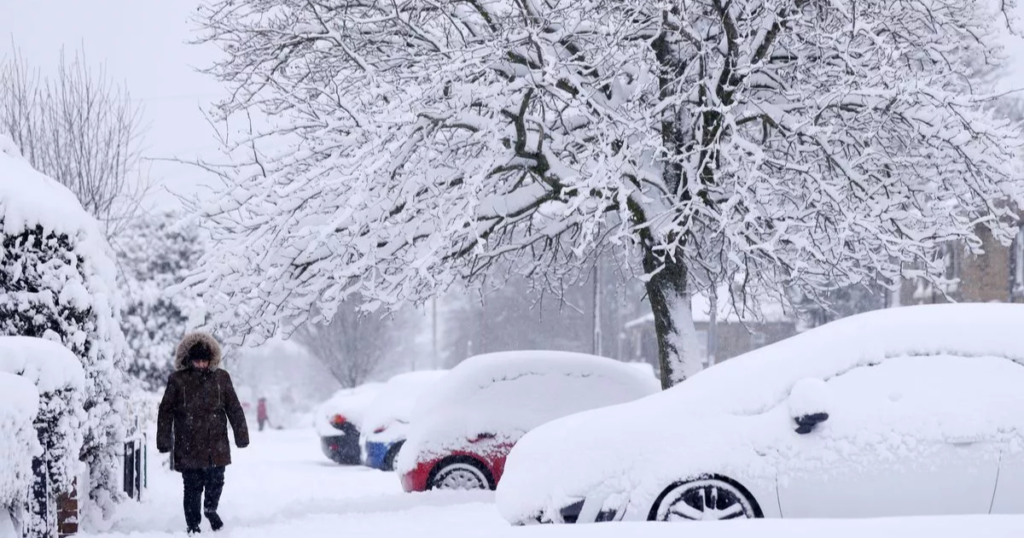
[396,351,660,475]
[314,382,385,437]
[0,336,86,393]
[0,372,41,508]
[496,304,1024,524]
[362,370,448,444]
[0,134,106,239]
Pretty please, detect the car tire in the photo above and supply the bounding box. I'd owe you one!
[383,441,405,472]
[648,475,763,522]
[428,457,494,491]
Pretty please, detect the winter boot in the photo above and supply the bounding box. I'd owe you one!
[204,511,224,531]
[187,526,202,535]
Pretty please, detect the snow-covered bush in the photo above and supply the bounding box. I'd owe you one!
[0,134,129,516]
[0,372,40,518]
[0,338,86,493]
[116,210,205,391]
[0,337,86,537]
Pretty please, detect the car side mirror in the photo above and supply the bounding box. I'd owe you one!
[468,432,495,443]
[794,412,829,434]
[788,378,831,435]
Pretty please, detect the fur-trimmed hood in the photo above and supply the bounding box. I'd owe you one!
[174,332,223,371]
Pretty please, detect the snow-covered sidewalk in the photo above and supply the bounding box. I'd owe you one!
[82,428,1024,537]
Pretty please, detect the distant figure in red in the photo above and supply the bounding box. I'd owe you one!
[257,397,269,431]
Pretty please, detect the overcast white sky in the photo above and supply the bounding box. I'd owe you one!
[3,1,1024,212]
[1,0,226,210]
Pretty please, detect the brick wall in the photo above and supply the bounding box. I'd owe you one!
[904,226,1014,305]
[57,481,77,537]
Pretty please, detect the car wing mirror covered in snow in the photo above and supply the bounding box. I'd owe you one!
[468,432,496,443]
[787,378,832,435]
[794,412,829,434]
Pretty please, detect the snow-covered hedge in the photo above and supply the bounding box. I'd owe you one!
[0,135,129,515]
[0,337,87,492]
[0,372,41,512]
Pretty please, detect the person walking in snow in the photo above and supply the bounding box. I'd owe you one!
[157,332,249,534]
[257,397,269,431]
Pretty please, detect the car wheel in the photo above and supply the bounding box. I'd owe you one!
[383,441,404,472]
[429,458,493,491]
[649,477,761,521]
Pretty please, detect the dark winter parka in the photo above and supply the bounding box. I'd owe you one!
[157,333,249,470]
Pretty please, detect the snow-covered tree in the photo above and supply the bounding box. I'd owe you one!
[0,134,129,518]
[191,0,1024,388]
[292,299,407,388]
[115,210,205,391]
[0,44,148,234]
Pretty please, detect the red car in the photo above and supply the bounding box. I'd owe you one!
[396,351,659,491]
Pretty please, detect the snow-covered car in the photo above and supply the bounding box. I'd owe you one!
[396,351,660,492]
[496,303,1024,525]
[315,382,384,465]
[360,370,449,471]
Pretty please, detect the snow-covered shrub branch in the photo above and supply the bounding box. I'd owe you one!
[191,0,1024,387]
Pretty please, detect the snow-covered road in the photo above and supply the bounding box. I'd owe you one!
[82,428,1024,537]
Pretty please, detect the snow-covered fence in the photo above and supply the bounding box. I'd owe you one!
[121,406,148,502]
[0,337,86,538]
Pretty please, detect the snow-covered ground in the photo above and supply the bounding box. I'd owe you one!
[83,427,1024,537]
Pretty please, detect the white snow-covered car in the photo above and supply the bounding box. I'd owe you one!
[360,370,449,471]
[496,304,1024,525]
[314,382,384,465]
[396,351,660,492]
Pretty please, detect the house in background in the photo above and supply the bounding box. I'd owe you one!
[906,226,1024,305]
[623,284,797,371]
[624,226,1024,374]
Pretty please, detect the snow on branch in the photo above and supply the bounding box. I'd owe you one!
[190,0,1024,359]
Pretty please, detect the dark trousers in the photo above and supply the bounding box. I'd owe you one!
[182,467,225,528]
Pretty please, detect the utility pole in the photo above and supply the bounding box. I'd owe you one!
[707,286,717,366]
[431,297,438,367]
[593,261,603,356]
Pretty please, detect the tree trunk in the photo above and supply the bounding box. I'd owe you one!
[643,249,704,389]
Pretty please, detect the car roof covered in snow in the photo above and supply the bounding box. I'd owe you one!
[0,336,85,394]
[412,350,660,419]
[397,350,661,472]
[678,303,1024,417]
[362,370,448,433]
[314,382,385,436]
